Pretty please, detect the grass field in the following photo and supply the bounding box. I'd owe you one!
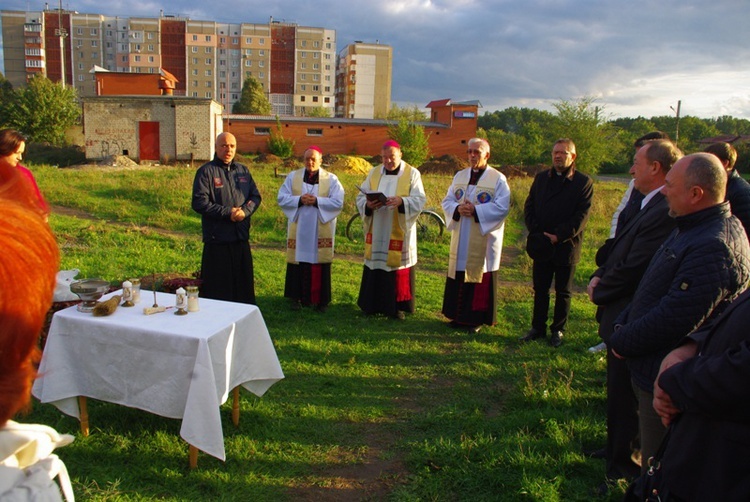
[24,158,629,501]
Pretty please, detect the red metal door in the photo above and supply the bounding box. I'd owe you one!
[139,121,160,161]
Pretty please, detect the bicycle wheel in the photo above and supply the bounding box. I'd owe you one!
[346,212,365,243]
[416,210,445,243]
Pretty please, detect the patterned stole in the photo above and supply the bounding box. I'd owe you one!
[364,164,412,268]
[448,168,501,283]
[286,168,333,264]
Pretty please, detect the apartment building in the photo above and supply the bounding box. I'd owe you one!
[1,8,349,116]
[335,42,392,119]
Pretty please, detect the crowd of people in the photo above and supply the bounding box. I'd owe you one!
[5,124,750,499]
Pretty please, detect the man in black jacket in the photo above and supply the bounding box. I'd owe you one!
[610,152,750,472]
[651,286,750,500]
[704,141,750,241]
[588,139,681,486]
[522,138,593,347]
[192,132,262,304]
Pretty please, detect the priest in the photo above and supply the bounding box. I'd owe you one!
[277,145,344,311]
[441,137,511,333]
[356,140,426,319]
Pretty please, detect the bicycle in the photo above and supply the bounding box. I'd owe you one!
[345,208,446,243]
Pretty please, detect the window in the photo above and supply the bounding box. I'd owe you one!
[326,43,331,49]
[307,128,323,136]
[219,59,225,66]
[232,38,238,44]
[231,82,238,89]
[300,74,306,81]
[313,63,319,70]
[245,71,252,77]
[148,45,154,51]
[107,30,113,36]
[313,52,319,59]
[300,62,307,69]
[324,86,330,92]
[259,71,264,78]
[76,28,83,35]
[314,41,319,48]
[192,35,198,41]
[148,56,154,63]
[220,70,226,78]
[313,85,319,91]
[78,63,84,70]
[205,35,212,42]
[206,81,212,87]
[91,28,98,36]
[300,84,306,91]
[205,47,212,54]
[192,46,198,53]
[258,61,264,67]
[147,32,153,39]
[245,49,252,56]
[259,49,265,56]
[192,92,198,97]
[245,60,252,67]
[300,96,306,102]
[134,55,141,62]
[193,80,198,87]
[192,58,198,64]
[92,52,99,59]
[325,53,331,60]
[192,69,198,75]
[232,93,238,100]
[205,69,212,76]
[312,96,319,103]
[135,44,141,51]
[301,51,306,58]
[245,37,252,44]
[206,91,211,98]
[220,37,226,44]
[301,40,307,47]
[254,127,271,135]
[231,60,238,67]
[325,75,331,82]
[313,74,319,81]
[324,97,330,103]
[259,38,265,44]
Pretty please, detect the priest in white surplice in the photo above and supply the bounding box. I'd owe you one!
[278,146,344,311]
[356,140,426,319]
[441,138,511,333]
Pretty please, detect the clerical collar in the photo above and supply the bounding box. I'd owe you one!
[469,167,486,185]
[304,169,319,184]
[384,164,401,175]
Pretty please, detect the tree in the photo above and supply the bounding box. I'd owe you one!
[378,104,428,122]
[304,106,331,118]
[267,116,294,158]
[232,76,271,115]
[387,118,430,167]
[6,75,79,146]
[551,96,620,175]
[0,72,15,128]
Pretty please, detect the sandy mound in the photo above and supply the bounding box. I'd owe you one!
[98,155,139,167]
[329,156,373,175]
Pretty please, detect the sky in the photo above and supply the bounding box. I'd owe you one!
[2,0,749,120]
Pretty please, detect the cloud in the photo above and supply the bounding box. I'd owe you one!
[2,0,748,118]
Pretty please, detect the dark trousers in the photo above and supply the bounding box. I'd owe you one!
[531,260,574,333]
[606,348,640,480]
[634,384,667,474]
[200,241,256,305]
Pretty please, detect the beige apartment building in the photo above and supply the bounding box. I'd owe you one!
[1,9,356,116]
[336,42,393,119]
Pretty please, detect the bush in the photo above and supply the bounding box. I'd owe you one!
[267,117,294,158]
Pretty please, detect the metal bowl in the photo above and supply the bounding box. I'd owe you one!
[70,278,110,312]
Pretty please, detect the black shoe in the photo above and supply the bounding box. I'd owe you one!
[390,311,405,320]
[583,447,606,459]
[519,328,544,342]
[290,300,302,311]
[315,304,328,313]
[550,331,563,347]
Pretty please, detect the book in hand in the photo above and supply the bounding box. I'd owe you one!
[356,185,387,204]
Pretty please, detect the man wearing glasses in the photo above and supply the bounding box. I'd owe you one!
[441,137,511,333]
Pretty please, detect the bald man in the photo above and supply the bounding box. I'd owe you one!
[192,132,262,304]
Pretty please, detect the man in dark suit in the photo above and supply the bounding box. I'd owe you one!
[587,139,681,489]
[652,287,750,500]
[522,138,594,347]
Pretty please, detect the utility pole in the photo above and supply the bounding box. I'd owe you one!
[55,0,67,86]
[670,100,681,142]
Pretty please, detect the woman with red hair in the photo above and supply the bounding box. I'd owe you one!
[0,164,75,500]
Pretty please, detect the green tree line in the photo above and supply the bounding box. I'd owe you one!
[479,96,750,174]
[0,73,79,146]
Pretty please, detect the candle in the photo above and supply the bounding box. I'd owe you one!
[175,287,187,310]
[187,286,200,312]
[122,280,133,302]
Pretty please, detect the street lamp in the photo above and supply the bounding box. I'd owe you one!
[670,100,681,143]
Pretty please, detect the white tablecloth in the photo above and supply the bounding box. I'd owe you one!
[32,290,284,461]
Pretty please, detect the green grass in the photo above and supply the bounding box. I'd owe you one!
[23,160,628,501]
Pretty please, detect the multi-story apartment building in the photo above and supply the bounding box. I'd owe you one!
[1,8,383,117]
[335,42,392,119]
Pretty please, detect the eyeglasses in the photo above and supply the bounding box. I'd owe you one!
[467,149,483,155]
